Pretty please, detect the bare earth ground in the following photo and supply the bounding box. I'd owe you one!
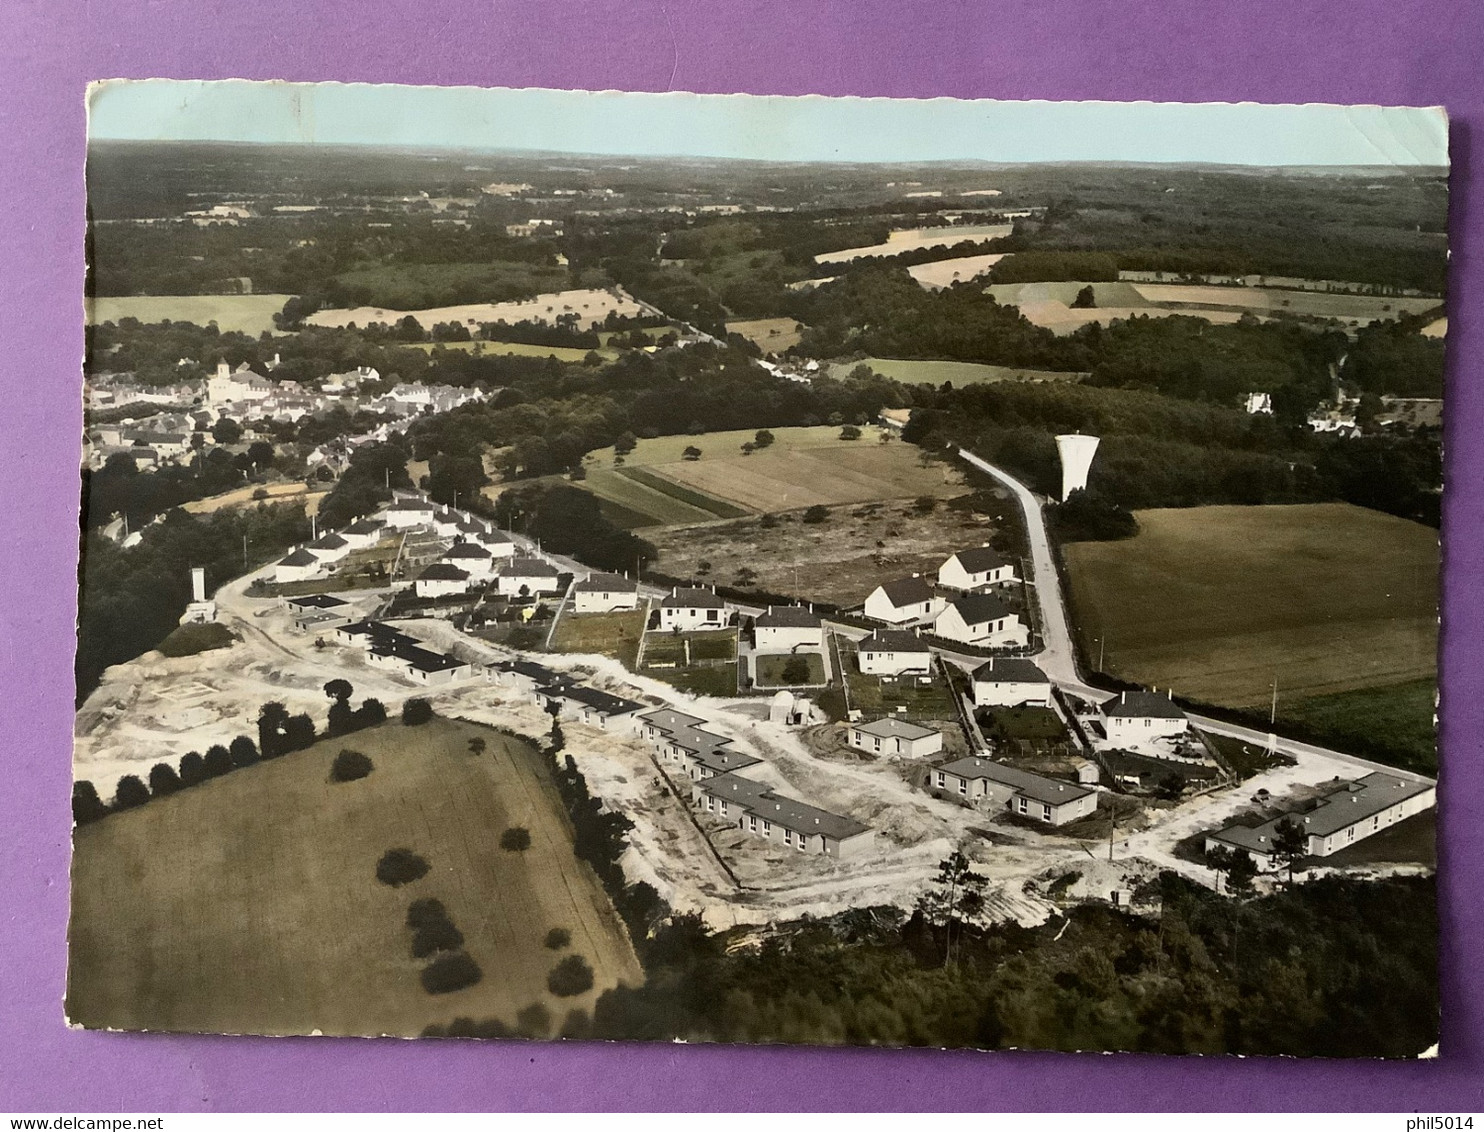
[68,716,641,1037]
[1062,503,1438,707]
[181,481,327,516]
[647,498,997,608]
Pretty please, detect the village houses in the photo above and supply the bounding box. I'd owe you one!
[931,593,1029,648]
[658,587,729,631]
[855,628,934,677]
[863,575,945,626]
[971,657,1052,707]
[752,605,824,653]
[938,546,1018,591]
[932,756,1098,826]
[1101,690,1189,745]
[571,572,641,613]
[847,717,944,759]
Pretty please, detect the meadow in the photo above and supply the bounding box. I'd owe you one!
[1062,503,1437,762]
[304,288,645,333]
[549,608,649,668]
[830,357,1085,387]
[67,717,641,1037]
[907,253,1006,289]
[86,293,295,336]
[815,224,1014,265]
[724,317,804,352]
[413,340,614,362]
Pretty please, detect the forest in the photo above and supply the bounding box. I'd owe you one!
[588,872,1437,1057]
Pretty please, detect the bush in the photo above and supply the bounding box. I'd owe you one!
[178,751,206,786]
[500,826,533,852]
[547,954,595,997]
[203,745,234,778]
[376,848,430,886]
[780,655,811,685]
[148,763,182,797]
[402,698,434,726]
[330,749,374,783]
[839,425,862,440]
[802,505,830,524]
[421,951,483,995]
[515,1003,552,1038]
[412,919,465,959]
[544,927,572,950]
[229,735,259,768]
[112,775,150,810]
[72,780,108,825]
[358,698,387,726]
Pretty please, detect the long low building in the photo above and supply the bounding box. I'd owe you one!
[847,717,943,758]
[932,755,1098,826]
[1205,772,1436,868]
[691,772,875,860]
[537,682,645,730]
[636,707,762,780]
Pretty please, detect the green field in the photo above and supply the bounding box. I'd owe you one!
[617,468,750,520]
[830,357,1085,386]
[1279,678,1437,775]
[86,294,295,336]
[844,668,958,723]
[67,717,641,1036]
[643,630,736,666]
[550,609,648,668]
[755,653,828,687]
[581,467,719,527]
[414,340,616,362]
[1063,503,1438,767]
[586,426,855,470]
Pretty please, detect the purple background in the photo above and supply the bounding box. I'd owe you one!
[2,0,1480,1111]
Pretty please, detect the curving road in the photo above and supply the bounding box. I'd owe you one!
[956,447,1435,785]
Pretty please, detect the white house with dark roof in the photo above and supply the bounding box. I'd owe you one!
[441,540,495,580]
[938,545,1018,591]
[932,593,1029,647]
[339,518,385,550]
[473,527,518,559]
[1205,772,1435,869]
[496,557,562,597]
[658,586,728,631]
[1101,690,1188,745]
[274,547,322,584]
[572,572,641,613]
[753,605,823,653]
[863,575,945,626]
[636,707,762,781]
[415,561,471,598]
[385,495,437,529]
[932,756,1097,826]
[537,683,645,729]
[305,532,351,564]
[431,507,464,538]
[847,717,944,758]
[691,773,875,860]
[971,657,1052,707]
[856,628,934,676]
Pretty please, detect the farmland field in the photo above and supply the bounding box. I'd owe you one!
[412,340,615,362]
[830,357,1085,386]
[304,288,645,333]
[67,717,642,1036]
[86,294,295,336]
[725,317,804,352]
[816,224,1014,265]
[907,253,1006,289]
[550,608,649,668]
[1062,502,1437,718]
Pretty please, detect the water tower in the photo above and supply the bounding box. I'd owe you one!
[1055,433,1101,501]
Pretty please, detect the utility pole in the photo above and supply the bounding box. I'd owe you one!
[1108,807,1116,862]
[1098,635,1106,671]
[242,533,249,571]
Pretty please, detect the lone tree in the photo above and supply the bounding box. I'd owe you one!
[781,655,811,685]
[229,735,259,768]
[376,848,431,887]
[72,781,108,825]
[754,429,775,449]
[547,954,595,997]
[148,763,182,797]
[421,952,483,995]
[1071,284,1097,309]
[923,850,987,967]
[468,737,487,758]
[1272,815,1310,885]
[402,698,434,726]
[1206,844,1258,894]
[113,775,151,811]
[839,425,862,440]
[324,679,353,704]
[330,749,374,783]
[544,927,572,950]
[682,446,702,462]
[500,826,533,852]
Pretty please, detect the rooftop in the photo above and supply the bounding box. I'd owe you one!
[971,657,1049,683]
[1210,772,1434,853]
[278,548,320,568]
[286,593,349,610]
[698,772,870,841]
[859,628,931,653]
[756,605,822,629]
[542,683,644,717]
[573,572,638,594]
[947,546,1011,573]
[1103,690,1187,720]
[937,756,1097,807]
[946,592,1013,625]
[419,562,471,581]
[500,557,559,576]
[875,576,935,608]
[662,586,727,609]
[852,717,940,741]
[443,541,493,559]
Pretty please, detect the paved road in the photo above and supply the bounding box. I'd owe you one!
[956,447,1436,786]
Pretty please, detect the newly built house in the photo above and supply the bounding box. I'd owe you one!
[938,546,1018,591]
[863,576,945,625]
[415,562,471,598]
[971,657,1052,707]
[932,593,1029,648]
[636,707,762,781]
[572,572,641,613]
[855,628,934,676]
[496,557,562,597]
[274,547,322,584]
[753,605,824,653]
[536,683,644,729]
[1205,772,1436,868]
[847,717,944,758]
[657,587,728,631]
[932,756,1098,826]
[691,772,875,860]
[1101,690,1189,744]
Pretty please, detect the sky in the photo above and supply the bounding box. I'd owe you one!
[87,80,1449,168]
